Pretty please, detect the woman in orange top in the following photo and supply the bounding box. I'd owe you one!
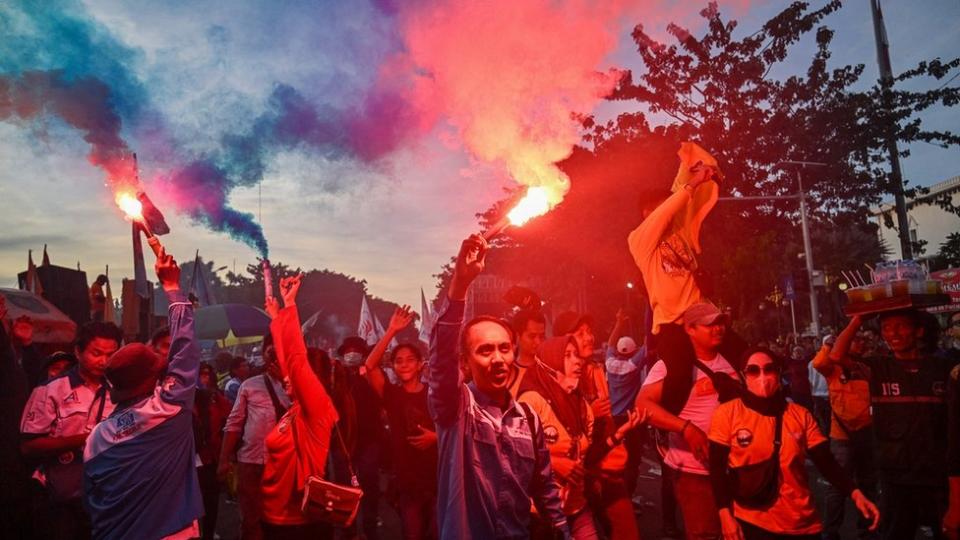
[260,274,339,539]
[708,348,879,540]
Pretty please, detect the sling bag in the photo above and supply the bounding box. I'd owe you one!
[727,411,783,508]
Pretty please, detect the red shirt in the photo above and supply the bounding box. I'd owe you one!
[261,307,338,525]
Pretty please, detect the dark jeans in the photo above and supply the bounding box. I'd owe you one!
[397,490,437,540]
[738,519,819,540]
[261,520,333,540]
[48,498,91,540]
[879,481,947,540]
[613,413,645,496]
[822,436,877,540]
[198,464,221,540]
[354,444,381,540]
[811,397,830,437]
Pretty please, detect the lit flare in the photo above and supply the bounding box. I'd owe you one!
[117,193,143,220]
[506,187,551,226]
[117,191,162,255]
[484,186,557,240]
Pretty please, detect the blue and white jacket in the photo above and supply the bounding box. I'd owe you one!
[83,290,203,540]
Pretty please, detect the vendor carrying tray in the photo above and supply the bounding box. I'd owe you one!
[844,293,951,316]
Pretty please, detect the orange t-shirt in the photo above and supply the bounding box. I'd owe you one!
[813,349,872,440]
[708,400,827,535]
[261,307,338,525]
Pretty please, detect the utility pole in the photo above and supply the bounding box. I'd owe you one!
[721,160,826,336]
[870,0,913,260]
[792,163,822,338]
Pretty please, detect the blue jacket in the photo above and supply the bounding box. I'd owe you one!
[84,290,203,539]
[428,298,567,539]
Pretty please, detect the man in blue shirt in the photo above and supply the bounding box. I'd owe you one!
[429,234,568,539]
[84,247,203,539]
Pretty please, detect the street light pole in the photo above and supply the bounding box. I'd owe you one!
[795,166,821,337]
[721,160,826,336]
[870,0,913,260]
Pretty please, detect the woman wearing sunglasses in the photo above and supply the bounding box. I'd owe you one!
[707,347,880,540]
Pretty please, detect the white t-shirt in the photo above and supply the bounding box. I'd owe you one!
[642,354,735,475]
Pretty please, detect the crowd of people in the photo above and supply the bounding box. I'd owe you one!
[0,159,959,540]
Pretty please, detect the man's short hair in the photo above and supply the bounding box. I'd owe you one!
[150,326,170,347]
[511,309,546,336]
[459,316,515,358]
[75,321,123,352]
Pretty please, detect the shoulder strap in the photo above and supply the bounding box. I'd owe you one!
[263,376,288,422]
[289,409,360,488]
[772,411,784,459]
[518,401,541,470]
[692,358,716,377]
[94,385,108,423]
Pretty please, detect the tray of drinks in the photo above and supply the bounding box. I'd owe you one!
[843,293,951,316]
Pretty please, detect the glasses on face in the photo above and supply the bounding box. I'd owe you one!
[743,364,780,377]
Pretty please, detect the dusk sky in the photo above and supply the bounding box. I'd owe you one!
[1,0,957,312]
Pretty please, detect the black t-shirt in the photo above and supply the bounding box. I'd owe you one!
[347,370,383,450]
[867,352,959,486]
[382,383,437,494]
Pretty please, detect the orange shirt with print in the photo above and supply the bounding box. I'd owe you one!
[708,400,827,535]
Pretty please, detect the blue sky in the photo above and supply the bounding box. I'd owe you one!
[1,0,957,312]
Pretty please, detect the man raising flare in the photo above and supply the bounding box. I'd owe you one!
[83,247,204,539]
[429,234,569,539]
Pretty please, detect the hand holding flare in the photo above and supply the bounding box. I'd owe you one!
[117,192,163,257]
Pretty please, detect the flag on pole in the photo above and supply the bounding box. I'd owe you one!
[104,265,116,323]
[358,294,380,346]
[42,244,51,266]
[189,250,217,306]
[25,250,44,296]
[418,287,434,345]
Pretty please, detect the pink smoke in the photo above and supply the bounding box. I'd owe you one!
[394,0,631,207]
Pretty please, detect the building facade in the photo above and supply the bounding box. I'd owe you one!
[870,175,960,262]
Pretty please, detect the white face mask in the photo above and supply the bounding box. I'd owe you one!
[342,351,364,367]
[745,369,779,398]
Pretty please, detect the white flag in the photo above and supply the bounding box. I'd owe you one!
[418,287,434,345]
[358,294,380,345]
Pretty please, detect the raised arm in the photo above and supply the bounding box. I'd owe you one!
[271,274,334,421]
[627,166,716,265]
[828,316,862,364]
[607,308,629,350]
[428,235,486,426]
[154,248,199,406]
[364,305,414,397]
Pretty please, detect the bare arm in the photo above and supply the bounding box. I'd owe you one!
[364,305,414,397]
[607,309,629,350]
[635,380,688,433]
[829,316,863,363]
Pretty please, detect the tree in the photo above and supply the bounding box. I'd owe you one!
[938,232,960,268]
[446,1,956,334]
